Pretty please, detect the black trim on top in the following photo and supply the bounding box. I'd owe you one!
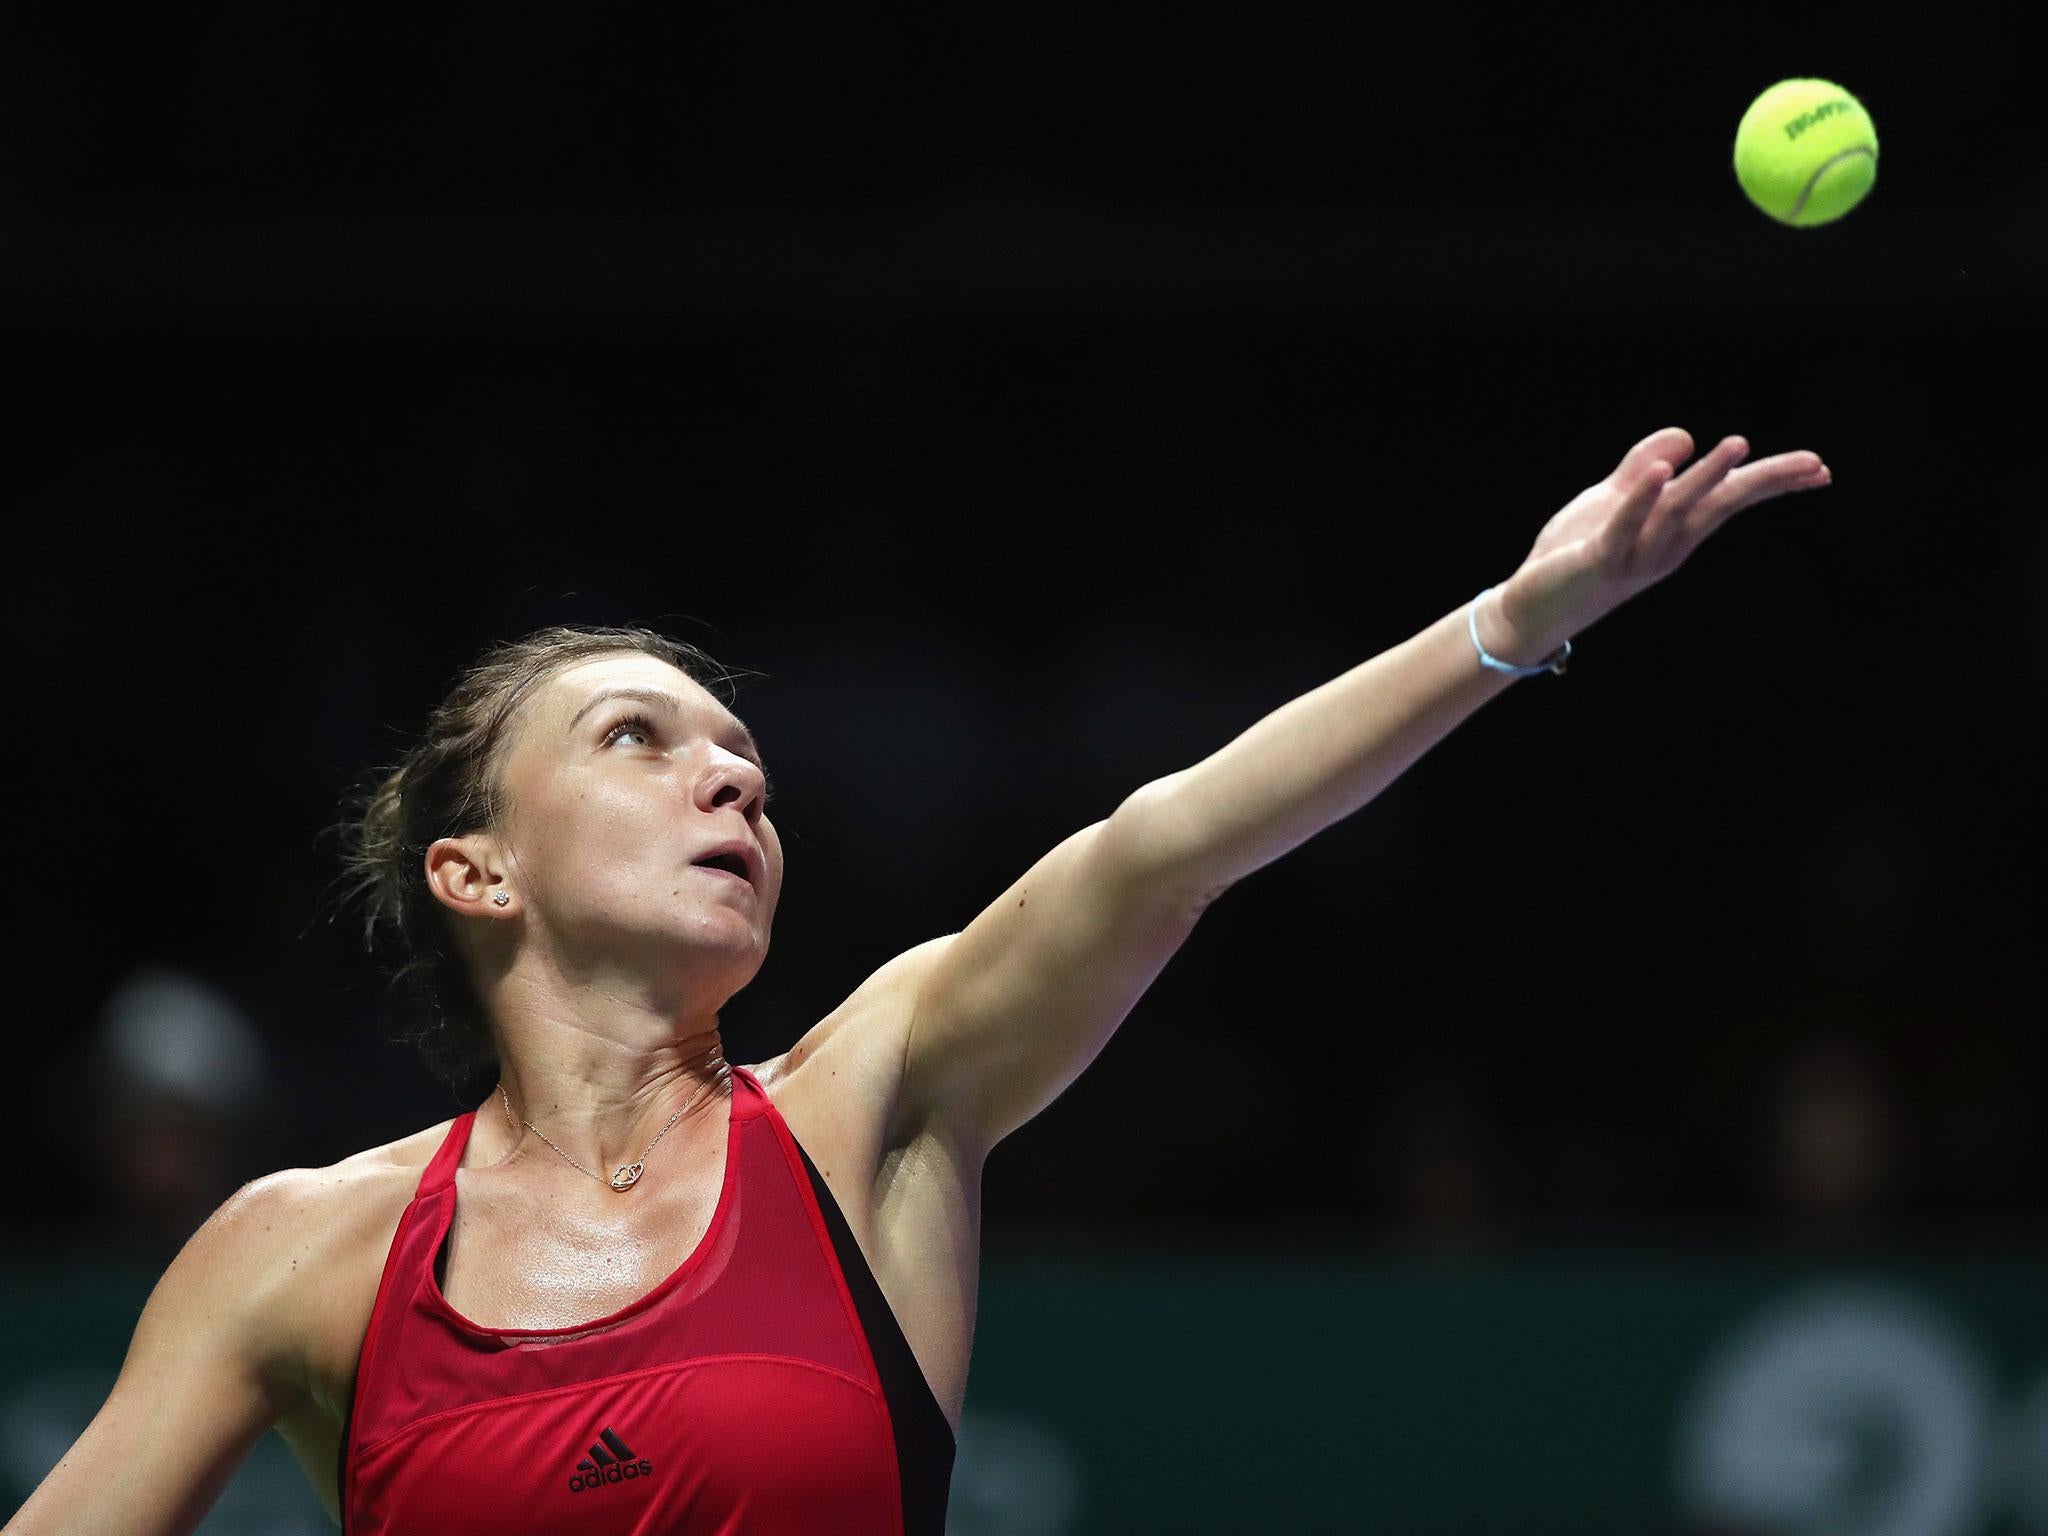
[789,1136,956,1536]
[335,1405,352,1532]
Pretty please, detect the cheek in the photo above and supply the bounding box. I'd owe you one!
[528,781,678,875]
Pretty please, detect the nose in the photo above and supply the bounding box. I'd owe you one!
[696,751,769,818]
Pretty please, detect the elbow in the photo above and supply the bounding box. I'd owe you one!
[1107,775,1236,916]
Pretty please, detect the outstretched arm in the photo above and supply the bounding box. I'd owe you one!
[896,428,1831,1154]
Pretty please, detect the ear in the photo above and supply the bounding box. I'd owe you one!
[425,833,514,918]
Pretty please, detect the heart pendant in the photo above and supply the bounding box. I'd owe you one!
[610,1162,644,1191]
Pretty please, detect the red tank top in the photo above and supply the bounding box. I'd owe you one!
[341,1066,955,1535]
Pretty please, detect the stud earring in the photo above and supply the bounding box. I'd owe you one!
[492,892,511,907]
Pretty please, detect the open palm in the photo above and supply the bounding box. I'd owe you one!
[1493,427,1832,659]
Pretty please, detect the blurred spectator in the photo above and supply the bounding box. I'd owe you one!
[0,972,331,1529]
[82,966,273,1262]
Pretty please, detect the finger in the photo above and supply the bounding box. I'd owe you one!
[1682,450,1830,541]
[1612,426,1695,489]
[1595,456,1672,566]
[1640,435,1748,556]
[1666,435,1749,510]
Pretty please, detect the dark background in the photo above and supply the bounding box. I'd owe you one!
[5,11,2041,1265]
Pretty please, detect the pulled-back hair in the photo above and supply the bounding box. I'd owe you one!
[328,625,744,1089]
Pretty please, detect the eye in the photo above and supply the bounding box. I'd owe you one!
[601,711,659,749]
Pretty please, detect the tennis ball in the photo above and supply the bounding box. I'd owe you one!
[1733,79,1878,227]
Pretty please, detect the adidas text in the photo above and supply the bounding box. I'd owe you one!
[569,1459,655,1493]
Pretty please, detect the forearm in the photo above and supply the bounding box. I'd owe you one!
[1111,428,1831,906]
[1125,593,1540,904]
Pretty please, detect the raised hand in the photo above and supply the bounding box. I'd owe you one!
[1484,427,1832,664]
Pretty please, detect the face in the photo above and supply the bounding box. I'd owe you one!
[435,652,783,1013]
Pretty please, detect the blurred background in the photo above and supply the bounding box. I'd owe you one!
[3,9,2043,1534]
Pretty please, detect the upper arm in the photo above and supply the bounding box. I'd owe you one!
[897,785,1212,1154]
[4,1175,316,1536]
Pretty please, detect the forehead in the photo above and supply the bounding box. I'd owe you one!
[528,654,730,732]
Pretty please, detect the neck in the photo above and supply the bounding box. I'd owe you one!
[486,1025,733,1180]
[474,946,748,1177]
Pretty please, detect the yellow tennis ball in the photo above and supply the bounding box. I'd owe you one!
[1733,79,1879,227]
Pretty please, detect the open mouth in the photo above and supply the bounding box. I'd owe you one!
[692,853,751,881]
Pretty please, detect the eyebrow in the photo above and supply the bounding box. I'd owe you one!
[567,687,763,763]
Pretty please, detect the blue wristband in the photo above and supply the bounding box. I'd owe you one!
[1469,588,1571,677]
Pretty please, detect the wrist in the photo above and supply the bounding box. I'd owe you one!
[1473,582,1564,670]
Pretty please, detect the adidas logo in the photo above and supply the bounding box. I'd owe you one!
[566,1426,655,1493]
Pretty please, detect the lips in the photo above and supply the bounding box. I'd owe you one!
[689,839,759,887]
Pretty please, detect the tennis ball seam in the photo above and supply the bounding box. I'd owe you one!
[1732,79,1879,227]
[1790,146,1877,223]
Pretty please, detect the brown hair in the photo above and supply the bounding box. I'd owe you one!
[327,625,745,1088]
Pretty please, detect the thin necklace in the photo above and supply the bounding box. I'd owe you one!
[497,1046,730,1192]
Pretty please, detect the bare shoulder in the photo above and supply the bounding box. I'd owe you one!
[3,1119,462,1536]
[746,934,980,1235]
[233,1119,450,1269]
[259,1122,460,1411]
[187,1125,436,1290]
[748,935,956,1141]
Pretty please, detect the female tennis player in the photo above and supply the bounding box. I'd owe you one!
[6,427,1829,1535]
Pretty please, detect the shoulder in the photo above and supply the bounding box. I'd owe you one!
[181,1124,446,1290]
[748,935,955,1108]
[233,1119,455,1259]
[181,1118,463,1417]
[748,937,965,1168]
[6,1119,469,1534]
